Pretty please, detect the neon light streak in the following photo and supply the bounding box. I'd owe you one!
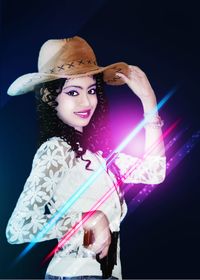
[42,186,115,263]
[15,89,175,263]
[128,128,200,215]
[121,119,181,182]
[114,89,174,153]
[166,129,200,172]
[42,120,179,265]
[164,126,188,152]
[15,164,107,262]
[122,121,186,204]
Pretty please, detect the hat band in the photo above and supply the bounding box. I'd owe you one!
[41,59,100,75]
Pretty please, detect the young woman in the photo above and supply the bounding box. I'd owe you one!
[6,36,166,279]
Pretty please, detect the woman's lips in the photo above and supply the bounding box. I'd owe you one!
[74,109,91,119]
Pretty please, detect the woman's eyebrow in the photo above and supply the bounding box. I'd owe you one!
[88,83,96,89]
[63,83,96,90]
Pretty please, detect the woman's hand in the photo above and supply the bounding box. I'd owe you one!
[82,210,111,259]
[116,65,156,103]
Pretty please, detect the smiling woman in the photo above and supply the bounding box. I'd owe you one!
[56,76,98,132]
[33,72,111,169]
[6,36,166,280]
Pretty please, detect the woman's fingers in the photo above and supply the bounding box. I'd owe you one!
[115,72,130,83]
[99,245,110,259]
[116,65,155,100]
[88,243,103,256]
[82,211,112,258]
[87,230,111,257]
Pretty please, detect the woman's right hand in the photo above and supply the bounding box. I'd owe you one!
[82,210,111,259]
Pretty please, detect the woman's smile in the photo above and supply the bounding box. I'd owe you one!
[74,109,91,119]
[55,76,98,132]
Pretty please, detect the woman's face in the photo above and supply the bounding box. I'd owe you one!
[56,75,98,132]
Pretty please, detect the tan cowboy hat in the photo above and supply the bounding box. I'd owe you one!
[7,36,130,96]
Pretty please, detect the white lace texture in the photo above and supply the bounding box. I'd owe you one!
[6,138,83,245]
[6,137,166,257]
[115,153,166,184]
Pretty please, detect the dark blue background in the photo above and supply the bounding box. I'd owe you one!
[1,0,200,278]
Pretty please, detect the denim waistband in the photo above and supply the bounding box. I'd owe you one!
[45,273,118,279]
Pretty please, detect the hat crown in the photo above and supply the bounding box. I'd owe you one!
[38,36,98,75]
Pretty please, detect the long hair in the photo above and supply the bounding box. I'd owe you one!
[34,73,116,170]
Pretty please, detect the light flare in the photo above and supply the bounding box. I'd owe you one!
[127,128,200,214]
[14,88,175,264]
[42,119,179,265]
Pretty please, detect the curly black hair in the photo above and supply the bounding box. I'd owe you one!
[34,73,115,170]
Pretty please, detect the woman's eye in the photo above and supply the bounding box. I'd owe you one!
[66,91,79,96]
[88,88,97,95]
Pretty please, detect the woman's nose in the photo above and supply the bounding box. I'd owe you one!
[79,93,91,107]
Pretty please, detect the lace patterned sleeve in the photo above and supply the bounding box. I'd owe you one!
[115,153,166,184]
[6,138,82,244]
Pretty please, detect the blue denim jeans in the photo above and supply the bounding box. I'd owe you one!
[45,274,118,279]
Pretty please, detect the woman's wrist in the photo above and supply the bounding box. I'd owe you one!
[140,94,164,129]
[143,113,164,129]
[140,93,157,114]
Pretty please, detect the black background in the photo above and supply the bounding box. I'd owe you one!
[0,0,200,278]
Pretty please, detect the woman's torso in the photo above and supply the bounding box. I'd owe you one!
[46,137,127,279]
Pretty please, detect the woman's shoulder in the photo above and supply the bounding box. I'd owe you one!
[30,136,82,171]
[37,136,71,152]
[32,136,73,166]
[48,136,71,148]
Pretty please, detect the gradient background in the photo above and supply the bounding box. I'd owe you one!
[0,0,200,278]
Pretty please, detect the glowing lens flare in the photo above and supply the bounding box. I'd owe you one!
[128,128,200,215]
[42,119,179,265]
[14,89,175,264]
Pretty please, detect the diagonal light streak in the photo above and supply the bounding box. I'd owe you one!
[127,128,200,215]
[42,119,179,265]
[122,121,186,204]
[119,118,181,183]
[42,186,115,264]
[15,88,175,263]
[114,89,174,153]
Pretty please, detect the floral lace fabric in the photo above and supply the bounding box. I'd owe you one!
[6,136,166,251]
[6,137,83,245]
[115,153,166,184]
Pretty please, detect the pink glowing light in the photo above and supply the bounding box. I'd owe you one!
[41,120,179,265]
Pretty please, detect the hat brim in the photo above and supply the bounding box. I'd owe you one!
[7,62,130,96]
